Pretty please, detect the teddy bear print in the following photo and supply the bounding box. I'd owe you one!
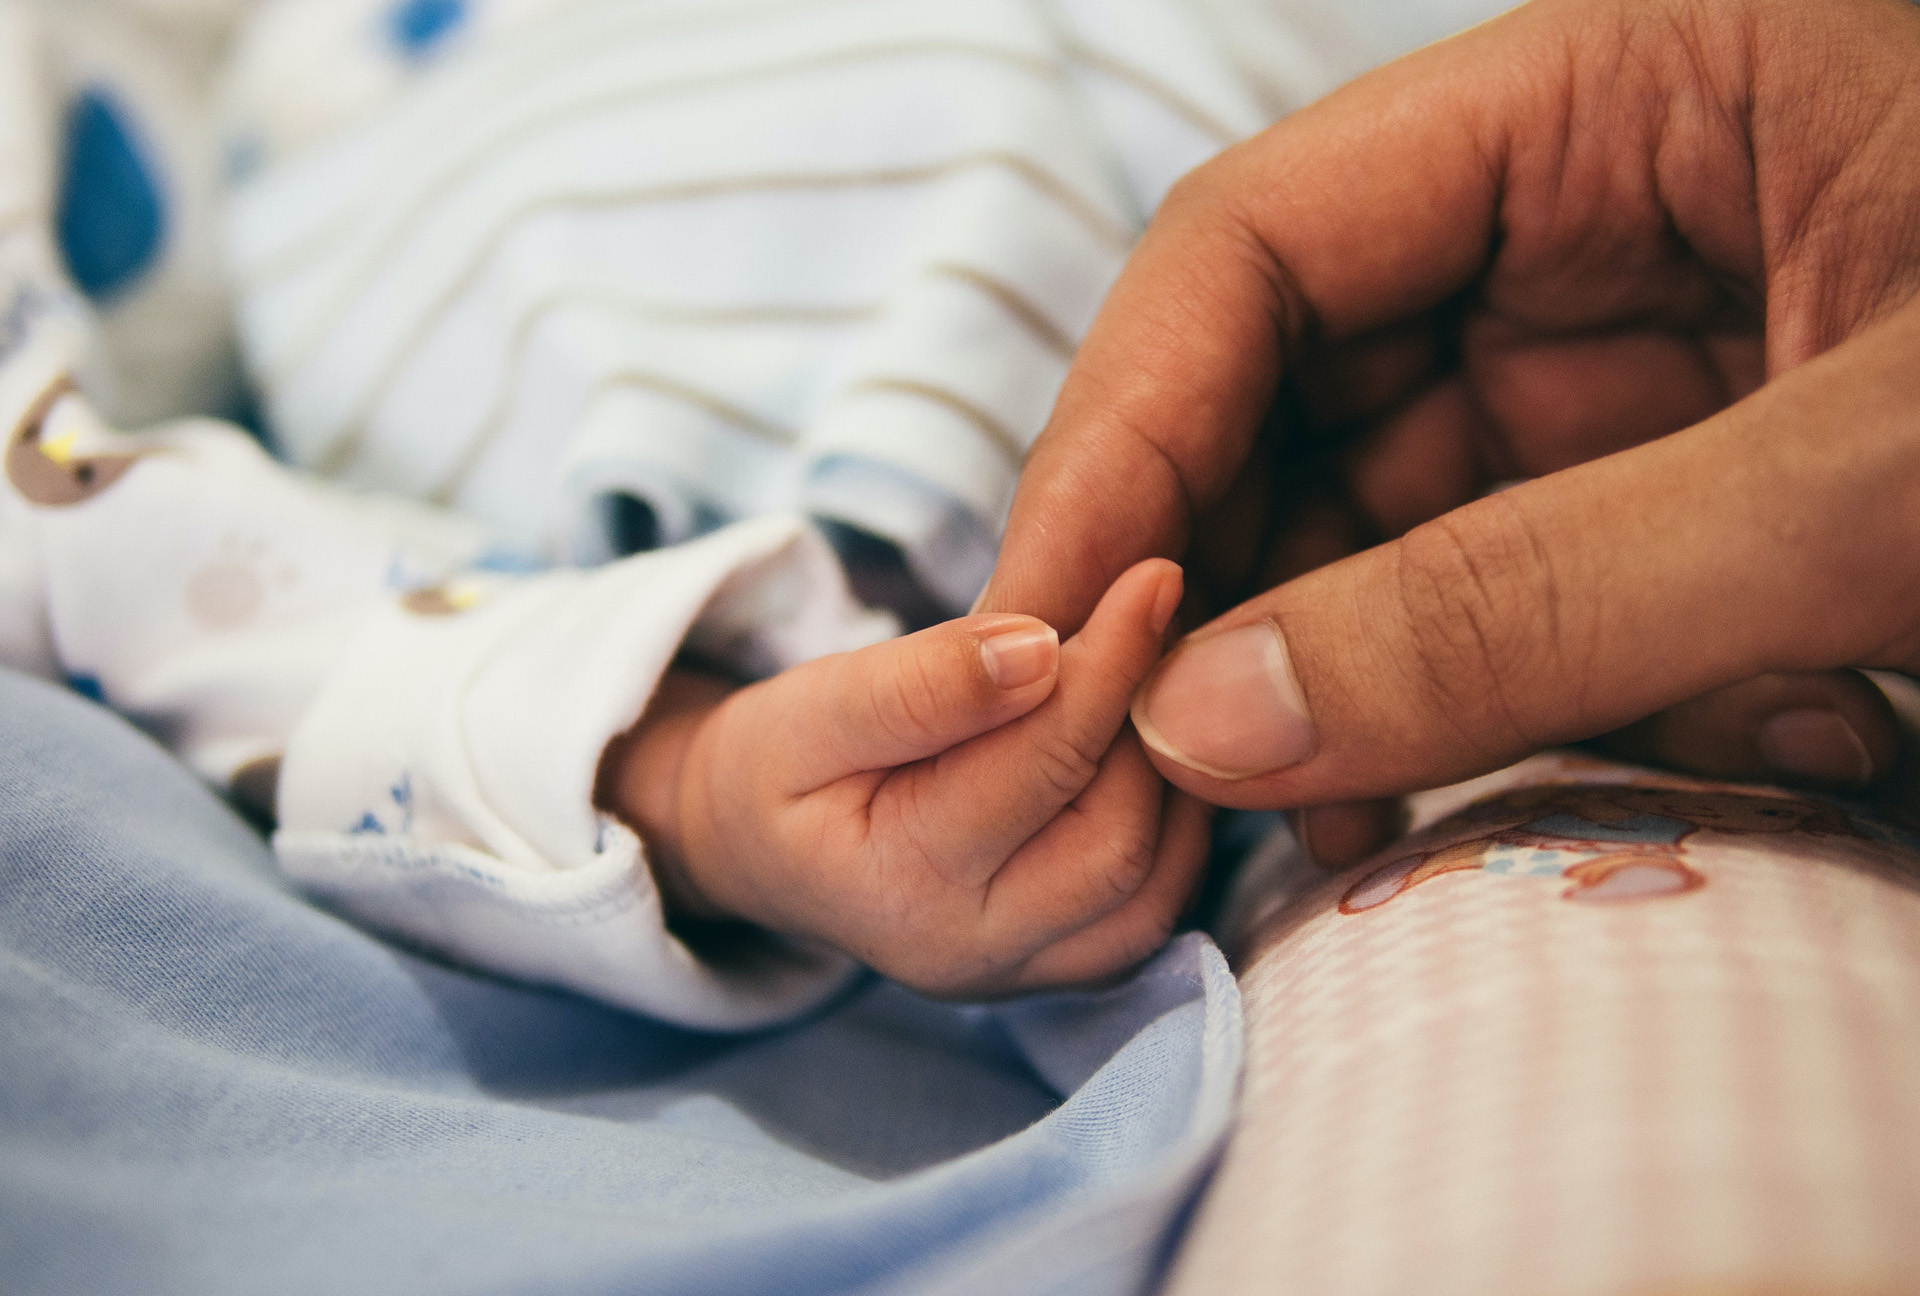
[1340,784,1855,915]
[4,375,148,507]
[184,537,300,633]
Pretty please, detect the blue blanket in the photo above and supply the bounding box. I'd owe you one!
[0,671,1241,1296]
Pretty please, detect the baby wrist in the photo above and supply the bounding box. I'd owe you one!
[594,667,736,923]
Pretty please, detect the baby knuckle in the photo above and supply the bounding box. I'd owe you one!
[1028,730,1105,802]
[1114,908,1179,969]
[881,782,948,877]
[874,653,953,747]
[897,946,1002,1000]
[1089,828,1157,902]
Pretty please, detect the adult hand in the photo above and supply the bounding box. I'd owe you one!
[979,0,1920,862]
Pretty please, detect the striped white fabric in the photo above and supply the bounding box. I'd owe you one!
[221,0,1278,608]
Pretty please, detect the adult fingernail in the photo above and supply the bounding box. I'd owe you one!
[1133,620,1315,779]
[981,624,1059,690]
[1757,708,1876,784]
[1299,802,1403,868]
[1288,810,1320,868]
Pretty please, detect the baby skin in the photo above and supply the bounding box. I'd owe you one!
[597,559,1211,999]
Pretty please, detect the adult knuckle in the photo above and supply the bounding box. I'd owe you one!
[1392,497,1567,753]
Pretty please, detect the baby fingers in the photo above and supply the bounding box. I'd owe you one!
[975,733,1211,982]
[869,559,1184,889]
[1006,789,1213,991]
[755,612,1065,795]
[894,761,1211,999]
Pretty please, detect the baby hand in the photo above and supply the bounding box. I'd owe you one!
[600,560,1210,998]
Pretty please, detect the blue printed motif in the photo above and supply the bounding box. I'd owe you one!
[65,675,104,704]
[382,551,444,593]
[1848,811,1920,855]
[1520,812,1690,847]
[1480,846,1578,878]
[1466,814,1694,881]
[349,771,417,836]
[387,0,471,59]
[222,132,267,185]
[1468,813,1692,883]
[469,548,545,575]
[0,282,74,367]
[56,89,166,302]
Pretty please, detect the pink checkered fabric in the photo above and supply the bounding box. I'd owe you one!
[1175,758,1920,1296]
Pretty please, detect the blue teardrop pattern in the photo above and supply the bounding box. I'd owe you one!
[55,89,167,303]
[388,0,471,60]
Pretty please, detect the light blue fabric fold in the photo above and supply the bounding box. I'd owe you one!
[0,670,1241,1296]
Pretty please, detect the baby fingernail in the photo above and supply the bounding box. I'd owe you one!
[1133,620,1315,780]
[981,624,1059,690]
[1150,563,1185,637]
[1758,708,1876,784]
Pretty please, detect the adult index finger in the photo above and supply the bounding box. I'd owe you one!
[977,7,1526,633]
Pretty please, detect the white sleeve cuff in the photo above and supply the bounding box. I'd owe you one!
[274,515,894,1031]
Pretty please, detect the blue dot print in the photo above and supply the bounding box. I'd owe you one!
[55,90,166,303]
[388,0,471,60]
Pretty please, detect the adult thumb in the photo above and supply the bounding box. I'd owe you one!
[1129,302,1920,810]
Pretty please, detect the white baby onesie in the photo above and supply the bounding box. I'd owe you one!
[0,267,892,1028]
[0,3,893,1029]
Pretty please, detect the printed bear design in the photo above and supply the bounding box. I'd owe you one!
[1340,784,1853,915]
[4,376,146,506]
[184,537,299,633]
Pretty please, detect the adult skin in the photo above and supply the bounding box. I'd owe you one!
[979,0,1920,863]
